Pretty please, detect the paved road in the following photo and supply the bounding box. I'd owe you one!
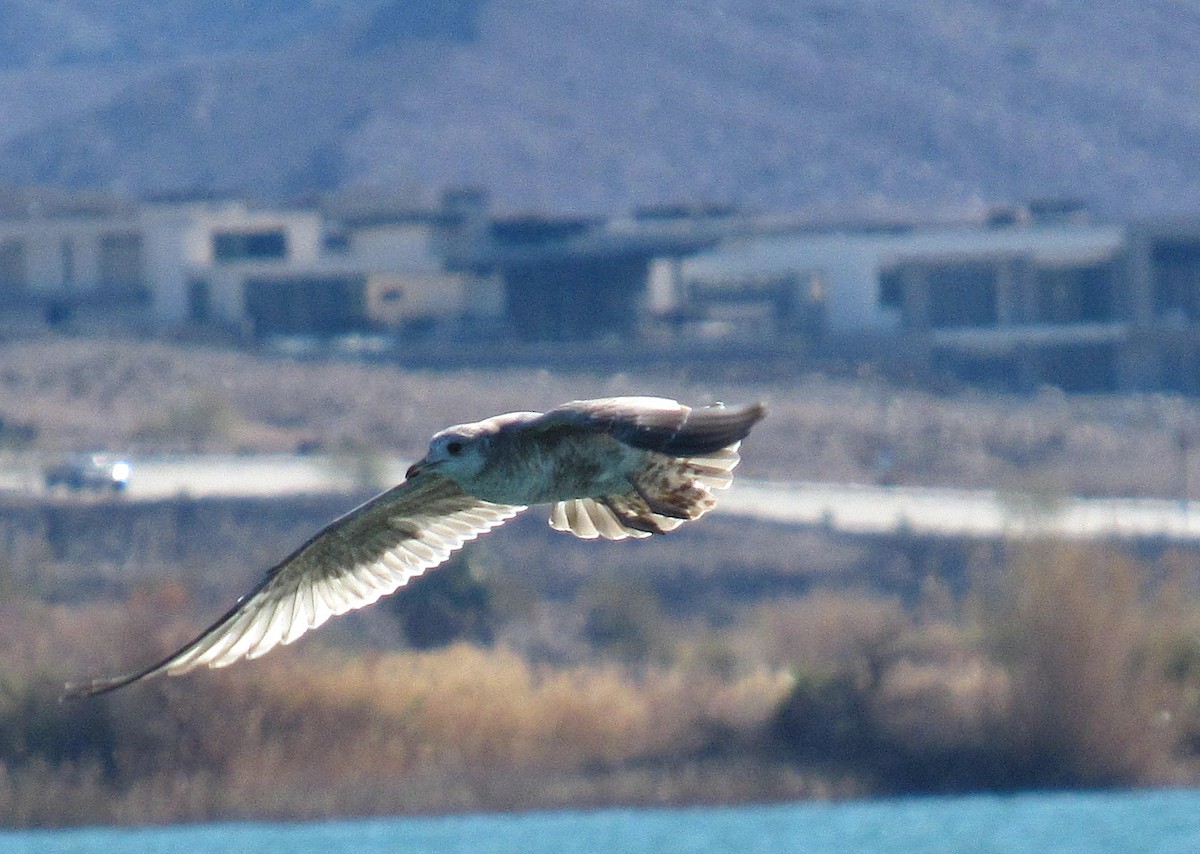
[123,454,412,500]
[720,480,1200,541]
[8,453,1200,542]
[0,454,409,500]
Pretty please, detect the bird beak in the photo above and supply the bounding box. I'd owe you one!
[407,457,439,479]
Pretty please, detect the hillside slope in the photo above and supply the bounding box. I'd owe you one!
[0,1,1197,217]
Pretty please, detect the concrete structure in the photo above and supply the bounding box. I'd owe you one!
[0,189,500,340]
[0,190,147,327]
[330,206,504,338]
[181,204,503,339]
[682,217,1123,329]
[8,184,1200,392]
[141,201,323,331]
[445,202,727,343]
[680,210,1200,390]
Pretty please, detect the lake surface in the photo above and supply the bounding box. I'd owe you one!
[5,788,1200,853]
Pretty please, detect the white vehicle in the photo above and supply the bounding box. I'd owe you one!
[44,454,132,493]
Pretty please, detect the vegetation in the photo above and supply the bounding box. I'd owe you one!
[4,336,1200,827]
[7,335,1200,498]
[2,529,1200,828]
[768,542,1195,793]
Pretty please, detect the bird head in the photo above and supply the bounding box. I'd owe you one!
[406,423,493,482]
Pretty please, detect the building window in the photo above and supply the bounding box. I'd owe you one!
[212,229,288,263]
[98,232,145,292]
[243,275,367,336]
[187,278,212,323]
[0,239,26,292]
[1035,264,1114,323]
[322,231,350,254]
[927,263,998,328]
[1152,239,1200,322]
[878,267,903,309]
[61,238,75,288]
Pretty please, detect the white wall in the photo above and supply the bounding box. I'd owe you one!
[683,223,1127,333]
[139,202,324,324]
[683,232,899,332]
[0,214,142,294]
[349,222,442,273]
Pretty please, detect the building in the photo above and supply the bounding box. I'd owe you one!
[320,194,504,340]
[443,199,728,343]
[679,209,1200,391]
[0,188,147,328]
[680,207,1200,391]
[0,189,502,341]
[174,200,503,340]
[1118,219,1200,393]
[142,200,323,332]
[8,183,1200,392]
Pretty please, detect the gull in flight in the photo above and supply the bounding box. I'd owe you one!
[66,396,765,698]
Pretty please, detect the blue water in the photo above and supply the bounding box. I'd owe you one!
[5,789,1200,853]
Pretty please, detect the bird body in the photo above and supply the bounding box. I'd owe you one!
[433,414,625,504]
[65,396,765,699]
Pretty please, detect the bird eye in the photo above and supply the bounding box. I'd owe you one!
[446,441,463,456]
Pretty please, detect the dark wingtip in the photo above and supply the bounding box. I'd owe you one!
[738,401,767,424]
[61,680,99,703]
[729,401,767,443]
[704,400,767,420]
[644,400,766,456]
[60,679,116,703]
[61,668,159,702]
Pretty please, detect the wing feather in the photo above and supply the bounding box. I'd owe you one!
[66,396,764,700]
[538,400,762,541]
[64,474,524,698]
[537,397,765,457]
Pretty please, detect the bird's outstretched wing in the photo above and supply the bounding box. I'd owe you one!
[64,474,524,699]
[536,397,766,541]
[539,396,766,457]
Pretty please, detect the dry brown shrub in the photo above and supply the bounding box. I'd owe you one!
[869,653,1011,759]
[27,643,792,824]
[987,541,1182,786]
[749,591,910,675]
[193,645,785,776]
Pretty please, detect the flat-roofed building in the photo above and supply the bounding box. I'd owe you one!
[683,212,1134,389]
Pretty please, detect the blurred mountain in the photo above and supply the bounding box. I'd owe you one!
[0,0,1197,217]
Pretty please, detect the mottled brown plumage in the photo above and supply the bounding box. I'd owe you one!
[65,396,764,699]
